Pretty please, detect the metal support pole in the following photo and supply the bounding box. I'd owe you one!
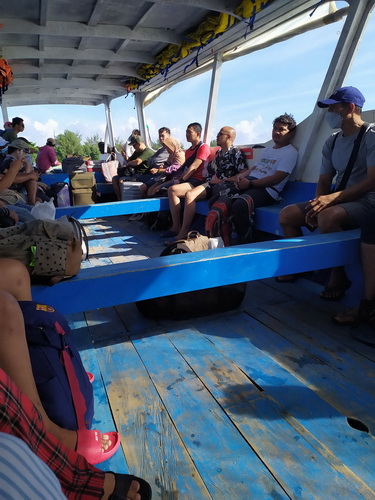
[204,52,223,144]
[1,100,9,124]
[103,97,115,149]
[296,0,375,179]
[135,92,151,147]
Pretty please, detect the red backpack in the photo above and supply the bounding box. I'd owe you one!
[205,197,232,246]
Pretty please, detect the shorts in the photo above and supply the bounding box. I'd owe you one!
[296,191,375,230]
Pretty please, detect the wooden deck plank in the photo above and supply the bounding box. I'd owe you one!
[251,300,375,395]
[95,341,212,500]
[66,312,128,473]
[191,314,375,493]
[131,332,288,499]
[164,326,368,499]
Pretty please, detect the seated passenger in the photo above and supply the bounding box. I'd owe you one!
[1,117,25,143]
[0,369,151,499]
[36,137,58,173]
[333,209,375,347]
[166,126,246,241]
[112,135,154,200]
[278,87,375,300]
[122,128,140,161]
[139,127,175,197]
[142,135,185,198]
[0,138,40,206]
[230,113,298,244]
[0,258,119,464]
[162,122,211,238]
[0,121,12,137]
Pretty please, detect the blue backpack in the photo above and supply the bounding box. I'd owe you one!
[19,301,94,431]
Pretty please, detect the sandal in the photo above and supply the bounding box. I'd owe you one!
[275,271,311,283]
[320,279,351,301]
[76,429,121,465]
[332,306,360,326]
[110,473,152,500]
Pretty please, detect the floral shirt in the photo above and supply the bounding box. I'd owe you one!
[206,146,246,182]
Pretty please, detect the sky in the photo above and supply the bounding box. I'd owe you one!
[3,2,375,149]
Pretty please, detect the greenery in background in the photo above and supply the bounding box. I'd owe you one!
[54,130,128,161]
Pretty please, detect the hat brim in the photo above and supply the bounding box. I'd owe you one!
[317,98,341,108]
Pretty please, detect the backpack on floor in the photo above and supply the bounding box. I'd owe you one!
[231,193,255,243]
[205,197,232,247]
[0,216,88,285]
[19,301,94,431]
[136,231,246,319]
[46,182,71,207]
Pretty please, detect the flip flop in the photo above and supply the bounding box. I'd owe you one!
[76,429,121,465]
[87,372,94,383]
[332,307,359,326]
[320,279,351,301]
[111,472,152,500]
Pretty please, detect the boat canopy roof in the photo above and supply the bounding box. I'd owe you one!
[0,0,343,108]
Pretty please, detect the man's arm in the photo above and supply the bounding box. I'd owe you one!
[308,167,375,216]
[180,158,203,181]
[13,171,39,183]
[237,170,289,190]
[0,160,25,192]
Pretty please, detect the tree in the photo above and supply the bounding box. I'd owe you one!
[55,130,83,162]
[83,134,101,160]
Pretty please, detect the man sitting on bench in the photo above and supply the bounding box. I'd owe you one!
[229,113,297,244]
[165,126,246,241]
[278,86,375,300]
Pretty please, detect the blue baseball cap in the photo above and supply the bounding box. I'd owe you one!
[317,86,365,108]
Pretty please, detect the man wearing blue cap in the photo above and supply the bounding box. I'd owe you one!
[278,86,375,300]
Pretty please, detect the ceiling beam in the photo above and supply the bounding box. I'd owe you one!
[4,47,155,64]
[152,0,234,15]
[0,19,182,44]
[10,77,124,90]
[11,63,139,78]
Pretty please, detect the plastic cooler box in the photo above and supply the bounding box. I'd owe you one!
[119,181,143,200]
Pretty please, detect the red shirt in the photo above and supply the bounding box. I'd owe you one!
[36,145,57,172]
[185,143,211,180]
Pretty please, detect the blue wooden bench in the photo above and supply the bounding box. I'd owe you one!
[54,181,317,236]
[32,230,360,314]
[31,179,362,314]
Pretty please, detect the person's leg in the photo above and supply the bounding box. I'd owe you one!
[276,202,307,281]
[25,179,38,205]
[317,205,351,299]
[9,204,35,222]
[175,184,207,239]
[0,369,144,500]
[167,183,194,235]
[0,259,112,454]
[279,203,306,238]
[112,175,121,200]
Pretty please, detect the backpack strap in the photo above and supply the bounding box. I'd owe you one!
[335,123,369,192]
[55,321,87,429]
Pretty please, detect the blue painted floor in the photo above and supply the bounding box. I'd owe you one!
[67,217,375,499]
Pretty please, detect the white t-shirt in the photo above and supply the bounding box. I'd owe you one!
[249,144,298,200]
